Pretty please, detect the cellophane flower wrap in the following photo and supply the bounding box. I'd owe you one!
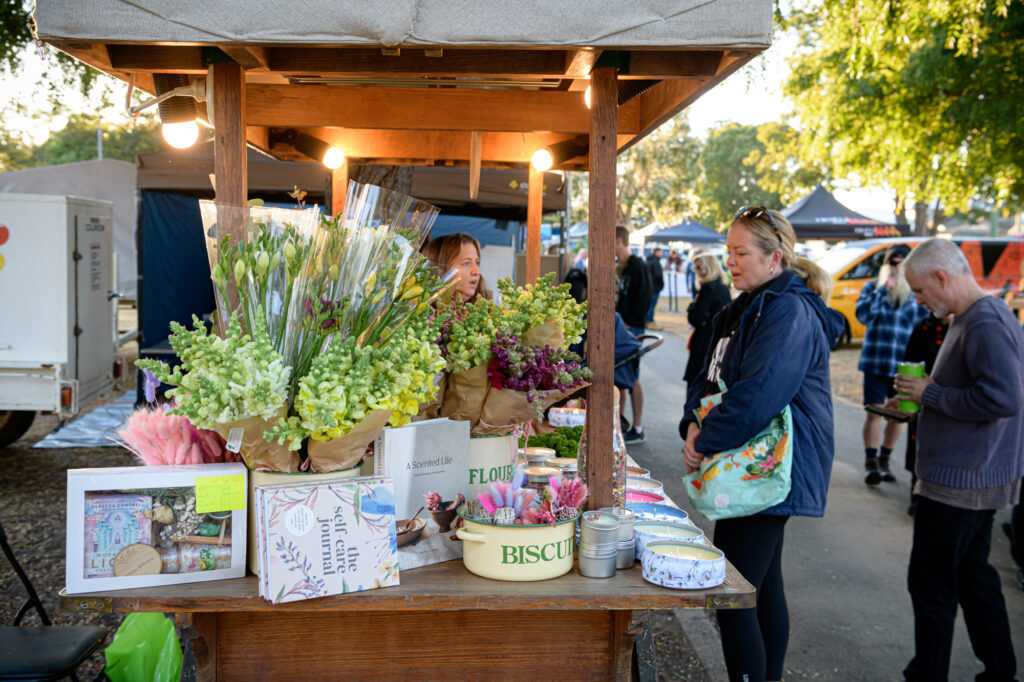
[137,182,455,472]
[438,272,589,435]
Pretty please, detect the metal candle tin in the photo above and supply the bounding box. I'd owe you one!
[626,465,651,478]
[598,506,635,542]
[523,447,557,467]
[626,475,664,497]
[616,539,636,569]
[523,465,560,491]
[579,511,620,545]
[633,521,705,562]
[578,542,617,578]
[545,457,579,477]
[626,502,692,525]
[641,541,726,590]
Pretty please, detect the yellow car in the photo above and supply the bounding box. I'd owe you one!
[817,237,1024,344]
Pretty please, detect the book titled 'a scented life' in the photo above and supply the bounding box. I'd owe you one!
[255,476,399,603]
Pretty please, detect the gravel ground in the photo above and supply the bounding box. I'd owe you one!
[1,411,135,678]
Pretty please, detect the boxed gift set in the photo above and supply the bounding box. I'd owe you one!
[66,462,246,594]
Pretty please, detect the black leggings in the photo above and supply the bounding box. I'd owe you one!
[713,514,790,682]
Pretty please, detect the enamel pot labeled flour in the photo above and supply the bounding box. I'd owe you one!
[455,506,575,581]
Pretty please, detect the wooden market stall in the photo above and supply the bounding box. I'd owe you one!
[36,2,772,678]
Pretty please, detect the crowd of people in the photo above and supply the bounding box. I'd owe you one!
[424,224,1024,682]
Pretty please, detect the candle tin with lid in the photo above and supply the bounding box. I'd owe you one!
[598,506,635,542]
[626,489,665,504]
[523,447,557,467]
[626,465,650,478]
[641,541,726,590]
[522,465,560,492]
[577,542,617,578]
[616,539,636,569]
[626,475,664,497]
[579,511,619,545]
[634,521,705,562]
[545,457,579,479]
[626,502,691,525]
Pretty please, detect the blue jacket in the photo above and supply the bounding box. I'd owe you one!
[680,271,845,517]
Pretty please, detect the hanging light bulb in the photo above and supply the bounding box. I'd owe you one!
[162,120,200,149]
[584,85,592,109]
[531,148,553,172]
[322,146,346,170]
[152,73,200,149]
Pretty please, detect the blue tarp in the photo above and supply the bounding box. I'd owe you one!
[138,191,216,348]
[428,213,515,248]
[647,219,724,244]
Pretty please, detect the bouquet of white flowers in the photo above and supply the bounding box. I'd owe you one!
[139,182,456,473]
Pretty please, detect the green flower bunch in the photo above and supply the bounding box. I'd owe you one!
[267,317,445,449]
[496,272,587,345]
[436,272,588,373]
[136,312,290,429]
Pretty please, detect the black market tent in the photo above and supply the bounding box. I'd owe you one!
[782,185,909,240]
[647,218,724,244]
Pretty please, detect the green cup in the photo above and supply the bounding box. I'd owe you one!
[896,361,926,413]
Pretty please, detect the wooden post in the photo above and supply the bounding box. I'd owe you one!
[331,158,349,218]
[212,62,247,327]
[469,131,482,200]
[526,165,543,285]
[587,66,617,509]
[212,63,247,245]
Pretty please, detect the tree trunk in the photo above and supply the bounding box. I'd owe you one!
[929,201,945,236]
[913,200,929,236]
[895,195,907,225]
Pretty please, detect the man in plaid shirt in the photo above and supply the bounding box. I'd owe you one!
[857,245,929,485]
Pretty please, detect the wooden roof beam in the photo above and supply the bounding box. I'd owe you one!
[270,128,634,167]
[219,46,270,71]
[564,48,601,77]
[246,83,642,134]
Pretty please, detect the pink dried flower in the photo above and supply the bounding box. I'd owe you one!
[424,491,443,510]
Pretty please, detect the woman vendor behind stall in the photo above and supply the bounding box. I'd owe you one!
[423,233,492,303]
[679,206,844,682]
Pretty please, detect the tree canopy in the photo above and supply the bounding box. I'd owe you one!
[785,0,1023,215]
[696,123,781,229]
[0,113,166,171]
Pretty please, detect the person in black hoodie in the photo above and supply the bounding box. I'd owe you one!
[684,251,733,384]
[645,246,665,325]
[615,226,653,443]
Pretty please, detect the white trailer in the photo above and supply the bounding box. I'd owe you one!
[0,194,117,446]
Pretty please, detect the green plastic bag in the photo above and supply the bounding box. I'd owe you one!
[104,612,182,682]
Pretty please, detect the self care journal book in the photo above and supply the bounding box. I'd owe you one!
[255,475,399,603]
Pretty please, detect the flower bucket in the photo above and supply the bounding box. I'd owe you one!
[467,434,517,499]
[455,506,575,581]
[246,464,361,575]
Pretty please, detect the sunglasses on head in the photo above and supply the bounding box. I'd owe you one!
[733,205,783,243]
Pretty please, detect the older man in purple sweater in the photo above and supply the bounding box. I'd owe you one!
[889,238,1024,682]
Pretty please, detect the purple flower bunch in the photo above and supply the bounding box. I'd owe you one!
[486,327,591,412]
[302,297,348,331]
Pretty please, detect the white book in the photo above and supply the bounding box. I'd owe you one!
[374,418,470,570]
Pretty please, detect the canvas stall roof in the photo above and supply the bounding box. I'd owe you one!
[783,185,908,240]
[34,1,771,50]
[136,142,328,193]
[34,0,773,171]
[0,159,138,298]
[647,218,723,244]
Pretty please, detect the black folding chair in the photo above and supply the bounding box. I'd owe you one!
[0,520,107,681]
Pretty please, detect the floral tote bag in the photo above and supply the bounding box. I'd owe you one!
[683,381,793,521]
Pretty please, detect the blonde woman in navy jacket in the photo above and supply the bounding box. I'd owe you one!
[680,207,843,682]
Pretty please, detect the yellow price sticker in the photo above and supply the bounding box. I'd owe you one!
[195,474,246,514]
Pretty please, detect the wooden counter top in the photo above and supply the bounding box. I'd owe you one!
[61,557,753,614]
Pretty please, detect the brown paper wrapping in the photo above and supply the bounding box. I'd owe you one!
[412,372,447,422]
[439,362,490,424]
[474,383,588,436]
[522,320,565,350]
[306,409,393,472]
[214,407,300,473]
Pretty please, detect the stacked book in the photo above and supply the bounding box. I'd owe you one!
[254,476,400,603]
